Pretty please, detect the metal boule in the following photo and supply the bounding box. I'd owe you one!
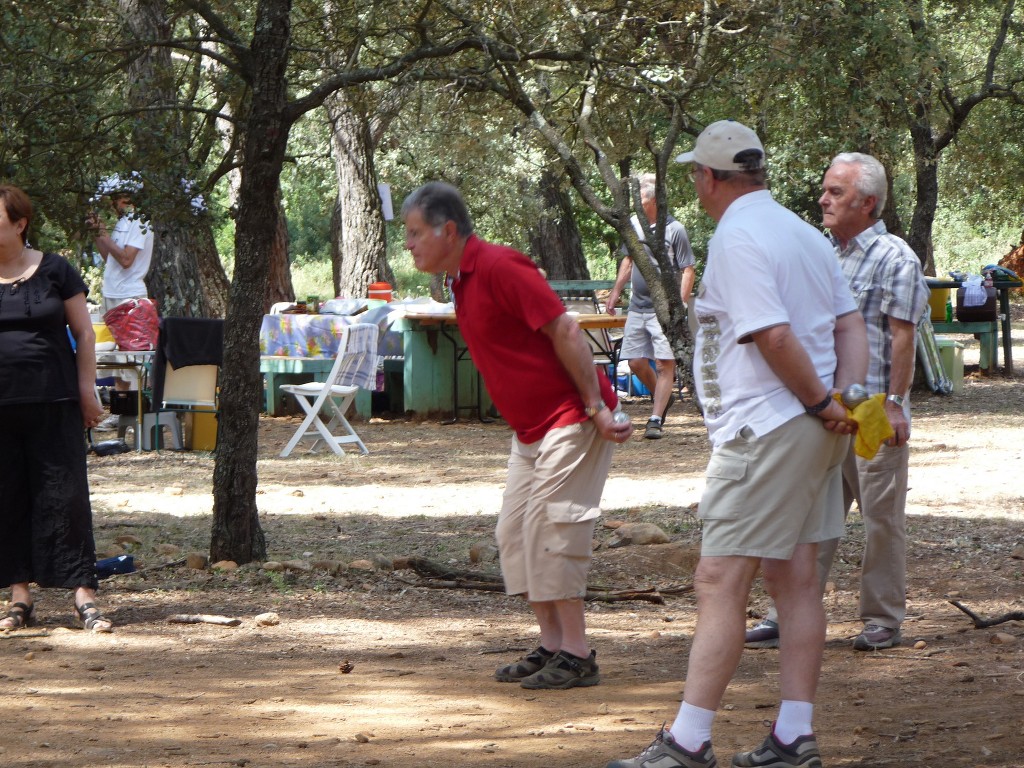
[612,411,631,425]
[842,383,869,409]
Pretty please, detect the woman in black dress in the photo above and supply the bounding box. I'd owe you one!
[0,184,112,632]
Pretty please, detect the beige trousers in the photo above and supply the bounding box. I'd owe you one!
[766,441,909,630]
[819,441,909,629]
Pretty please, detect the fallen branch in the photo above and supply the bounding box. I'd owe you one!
[167,614,241,626]
[403,557,501,583]
[1,630,50,639]
[401,556,692,604]
[948,600,1024,628]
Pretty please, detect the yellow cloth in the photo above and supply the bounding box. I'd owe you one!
[843,392,894,460]
[93,323,115,345]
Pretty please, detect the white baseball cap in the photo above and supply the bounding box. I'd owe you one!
[675,120,765,171]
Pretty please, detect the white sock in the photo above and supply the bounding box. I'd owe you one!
[668,701,715,753]
[774,700,814,745]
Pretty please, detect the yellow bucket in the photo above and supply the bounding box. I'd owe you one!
[927,288,949,322]
[188,412,218,451]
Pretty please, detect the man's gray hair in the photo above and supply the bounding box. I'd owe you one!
[831,152,887,218]
[401,181,474,237]
[637,173,657,203]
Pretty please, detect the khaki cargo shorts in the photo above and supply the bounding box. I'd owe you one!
[496,420,613,602]
[698,415,849,560]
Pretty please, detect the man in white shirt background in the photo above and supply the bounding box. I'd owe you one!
[89,189,154,428]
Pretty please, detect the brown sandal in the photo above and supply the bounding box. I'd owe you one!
[0,601,35,630]
[75,602,113,633]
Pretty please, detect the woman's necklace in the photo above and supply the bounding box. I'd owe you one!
[0,245,31,284]
[0,246,35,312]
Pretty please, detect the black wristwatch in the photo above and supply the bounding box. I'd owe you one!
[804,393,833,416]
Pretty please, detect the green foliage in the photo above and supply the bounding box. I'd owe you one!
[932,206,1020,277]
[387,232,434,298]
[264,570,292,594]
[281,117,336,266]
[289,259,334,300]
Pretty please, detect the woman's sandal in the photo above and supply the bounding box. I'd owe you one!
[0,601,35,630]
[75,602,113,633]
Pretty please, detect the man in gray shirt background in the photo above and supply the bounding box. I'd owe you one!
[605,173,695,439]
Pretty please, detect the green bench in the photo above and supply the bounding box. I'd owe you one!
[931,320,998,372]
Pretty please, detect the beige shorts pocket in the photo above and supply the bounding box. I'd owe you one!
[706,454,747,481]
[698,455,748,520]
[544,499,600,524]
[547,520,597,559]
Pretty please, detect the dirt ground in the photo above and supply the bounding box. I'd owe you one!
[2,351,1023,768]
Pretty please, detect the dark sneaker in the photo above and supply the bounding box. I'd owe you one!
[731,729,821,767]
[494,646,554,682]
[852,623,901,651]
[519,649,599,689]
[744,619,780,649]
[644,418,664,440]
[607,726,718,768]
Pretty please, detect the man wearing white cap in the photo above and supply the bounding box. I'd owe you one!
[607,121,867,768]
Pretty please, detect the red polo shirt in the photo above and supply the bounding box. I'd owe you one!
[451,235,615,443]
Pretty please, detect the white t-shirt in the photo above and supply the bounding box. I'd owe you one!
[103,214,154,300]
[693,190,857,447]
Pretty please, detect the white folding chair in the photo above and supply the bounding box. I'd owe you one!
[279,323,378,457]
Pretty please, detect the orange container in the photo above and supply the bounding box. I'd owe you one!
[368,282,393,302]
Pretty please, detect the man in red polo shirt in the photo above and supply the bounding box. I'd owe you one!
[402,181,633,689]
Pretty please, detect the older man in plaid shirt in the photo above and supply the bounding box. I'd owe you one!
[746,152,929,654]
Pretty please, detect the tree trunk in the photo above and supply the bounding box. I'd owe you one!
[908,119,938,275]
[147,227,206,316]
[527,168,589,279]
[120,0,210,317]
[325,88,393,299]
[195,223,230,318]
[264,191,294,311]
[210,0,295,564]
[879,156,907,243]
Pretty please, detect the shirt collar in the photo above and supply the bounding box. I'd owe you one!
[445,234,480,297]
[459,234,481,276]
[833,219,888,255]
[719,189,773,225]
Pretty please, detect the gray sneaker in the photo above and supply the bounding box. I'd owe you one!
[731,729,821,767]
[94,414,121,431]
[494,646,554,682]
[607,727,718,768]
[852,623,901,651]
[744,619,780,649]
[644,417,664,439]
[519,649,599,689]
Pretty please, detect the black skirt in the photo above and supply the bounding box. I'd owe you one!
[0,400,98,589]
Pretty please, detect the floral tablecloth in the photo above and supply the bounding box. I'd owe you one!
[259,313,403,358]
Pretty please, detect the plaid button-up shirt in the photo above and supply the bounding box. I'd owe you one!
[833,220,929,395]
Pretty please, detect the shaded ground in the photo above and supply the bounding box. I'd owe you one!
[2,354,1023,767]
